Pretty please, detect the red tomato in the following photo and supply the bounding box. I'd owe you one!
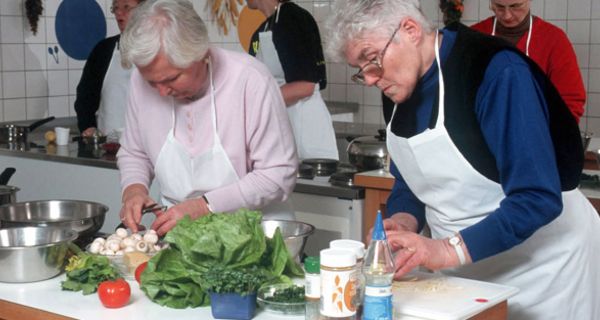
[135,261,148,285]
[98,278,131,308]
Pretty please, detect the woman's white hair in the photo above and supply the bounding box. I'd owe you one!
[325,0,434,63]
[120,0,209,69]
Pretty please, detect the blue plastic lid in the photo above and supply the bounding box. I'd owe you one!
[372,211,386,241]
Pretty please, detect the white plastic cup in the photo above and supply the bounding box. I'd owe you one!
[55,127,70,145]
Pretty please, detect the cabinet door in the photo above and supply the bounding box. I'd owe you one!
[291,192,363,257]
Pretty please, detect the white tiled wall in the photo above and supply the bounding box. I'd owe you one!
[0,0,598,134]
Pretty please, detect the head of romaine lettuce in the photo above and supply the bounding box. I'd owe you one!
[140,209,304,308]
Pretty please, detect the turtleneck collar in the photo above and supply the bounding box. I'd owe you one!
[495,13,531,46]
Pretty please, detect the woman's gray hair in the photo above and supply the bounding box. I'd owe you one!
[325,0,434,62]
[120,0,209,69]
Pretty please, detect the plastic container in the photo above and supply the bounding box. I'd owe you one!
[209,292,257,320]
[320,248,357,319]
[362,211,395,320]
[330,239,366,317]
[257,283,305,315]
[304,256,320,320]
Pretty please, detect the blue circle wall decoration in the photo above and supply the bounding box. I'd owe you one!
[55,0,107,60]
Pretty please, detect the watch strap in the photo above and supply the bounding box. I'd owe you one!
[202,195,213,213]
[449,233,466,266]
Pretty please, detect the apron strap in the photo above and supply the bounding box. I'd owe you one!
[434,30,445,128]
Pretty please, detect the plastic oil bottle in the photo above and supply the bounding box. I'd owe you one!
[362,211,395,320]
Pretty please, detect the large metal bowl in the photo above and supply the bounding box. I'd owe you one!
[262,220,315,262]
[0,200,108,239]
[0,226,77,282]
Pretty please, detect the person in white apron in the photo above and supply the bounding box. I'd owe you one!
[247,0,338,160]
[472,0,586,122]
[150,58,295,233]
[117,0,298,236]
[96,42,130,135]
[324,1,600,318]
[74,0,144,137]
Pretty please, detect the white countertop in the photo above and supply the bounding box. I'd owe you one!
[0,275,302,320]
[0,271,515,320]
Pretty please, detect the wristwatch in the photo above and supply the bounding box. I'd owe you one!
[202,195,213,213]
[448,233,466,266]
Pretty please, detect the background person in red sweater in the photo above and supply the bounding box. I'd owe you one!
[471,0,586,123]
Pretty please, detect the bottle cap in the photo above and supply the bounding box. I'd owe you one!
[320,248,356,268]
[304,256,320,273]
[330,239,366,259]
[372,211,387,241]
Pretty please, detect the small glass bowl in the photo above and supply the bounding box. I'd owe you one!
[257,283,305,315]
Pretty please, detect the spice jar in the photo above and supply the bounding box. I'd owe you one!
[320,248,357,319]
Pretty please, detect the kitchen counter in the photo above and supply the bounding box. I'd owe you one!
[0,274,509,320]
[0,117,362,200]
[0,275,301,320]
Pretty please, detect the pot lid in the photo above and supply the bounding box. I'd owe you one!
[347,130,387,157]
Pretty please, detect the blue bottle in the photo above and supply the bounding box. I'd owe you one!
[362,211,395,320]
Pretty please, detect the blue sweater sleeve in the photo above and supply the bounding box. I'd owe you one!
[461,50,563,261]
[386,161,427,232]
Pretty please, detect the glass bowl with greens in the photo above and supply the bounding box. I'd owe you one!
[257,283,305,315]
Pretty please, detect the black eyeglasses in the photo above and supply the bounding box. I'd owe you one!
[351,24,401,85]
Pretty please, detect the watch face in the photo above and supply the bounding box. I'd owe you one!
[449,236,460,246]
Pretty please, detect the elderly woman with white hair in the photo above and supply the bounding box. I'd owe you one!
[325,0,600,319]
[116,0,298,236]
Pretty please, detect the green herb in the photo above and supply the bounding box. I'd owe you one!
[201,265,268,295]
[264,285,305,303]
[61,252,120,295]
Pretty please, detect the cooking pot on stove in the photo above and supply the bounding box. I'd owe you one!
[346,129,388,171]
[0,116,55,144]
[0,168,18,206]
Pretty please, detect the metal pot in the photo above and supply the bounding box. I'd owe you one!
[301,158,339,176]
[0,200,108,239]
[0,116,55,144]
[346,129,388,171]
[297,163,315,179]
[0,186,19,206]
[0,226,77,283]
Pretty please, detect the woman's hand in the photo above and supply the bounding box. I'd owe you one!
[150,198,211,236]
[81,127,98,137]
[119,184,155,233]
[367,212,418,240]
[386,231,470,279]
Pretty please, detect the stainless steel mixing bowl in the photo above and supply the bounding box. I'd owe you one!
[261,220,315,262]
[0,200,108,239]
[0,226,77,282]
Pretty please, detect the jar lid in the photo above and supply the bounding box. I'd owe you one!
[320,248,356,268]
[304,256,320,273]
[329,239,366,259]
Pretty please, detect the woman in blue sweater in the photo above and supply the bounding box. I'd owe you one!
[325,0,599,319]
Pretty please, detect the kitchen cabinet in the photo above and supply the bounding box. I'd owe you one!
[354,169,394,241]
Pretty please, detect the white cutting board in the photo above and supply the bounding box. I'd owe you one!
[392,271,519,320]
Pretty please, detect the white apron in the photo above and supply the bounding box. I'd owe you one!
[97,42,130,134]
[153,58,294,220]
[255,3,338,161]
[386,31,600,319]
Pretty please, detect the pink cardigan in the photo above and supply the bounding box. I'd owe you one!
[117,47,298,213]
